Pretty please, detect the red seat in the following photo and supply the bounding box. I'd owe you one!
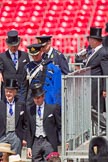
[97,0,108,5]
[48,1,64,11]
[39,28,55,35]
[80,0,94,5]
[55,27,71,35]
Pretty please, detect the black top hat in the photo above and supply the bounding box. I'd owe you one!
[36,36,52,46]
[27,43,43,56]
[31,83,45,97]
[87,27,102,40]
[6,30,20,46]
[89,136,108,162]
[4,79,19,89]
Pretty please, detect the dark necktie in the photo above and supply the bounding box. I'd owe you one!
[38,106,41,117]
[13,53,17,67]
[9,103,13,116]
[7,101,14,116]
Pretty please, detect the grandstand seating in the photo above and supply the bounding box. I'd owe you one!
[0,0,108,54]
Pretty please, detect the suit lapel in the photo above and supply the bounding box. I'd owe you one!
[43,104,49,122]
[15,101,21,126]
[3,103,7,125]
[86,50,99,66]
[17,50,23,72]
[18,50,21,59]
[5,51,16,70]
[30,104,36,122]
[6,50,12,60]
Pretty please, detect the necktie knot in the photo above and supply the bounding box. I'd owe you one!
[38,106,41,117]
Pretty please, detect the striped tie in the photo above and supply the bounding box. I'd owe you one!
[38,106,41,117]
[9,103,13,116]
[13,53,17,67]
[7,100,14,116]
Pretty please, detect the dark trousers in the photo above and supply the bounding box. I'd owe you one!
[0,132,22,155]
[32,136,54,162]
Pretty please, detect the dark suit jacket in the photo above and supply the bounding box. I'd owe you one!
[49,48,69,75]
[86,46,108,112]
[86,46,108,76]
[103,35,108,47]
[0,98,27,141]
[26,103,61,151]
[0,50,30,85]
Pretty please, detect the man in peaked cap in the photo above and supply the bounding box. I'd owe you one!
[20,43,61,107]
[36,35,69,75]
[0,78,27,155]
[89,136,108,162]
[0,30,30,100]
[26,83,61,162]
[85,27,108,135]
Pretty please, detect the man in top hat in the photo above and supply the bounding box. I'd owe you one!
[89,136,108,162]
[20,43,61,107]
[26,83,61,162]
[85,27,108,134]
[0,30,30,99]
[35,35,69,75]
[0,78,27,155]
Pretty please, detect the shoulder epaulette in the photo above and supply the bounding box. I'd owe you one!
[54,49,62,55]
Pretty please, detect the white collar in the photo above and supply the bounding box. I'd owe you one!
[7,99,15,105]
[94,44,103,52]
[37,102,44,109]
[47,47,53,57]
[9,50,18,55]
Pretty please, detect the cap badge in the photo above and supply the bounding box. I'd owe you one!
[31,47,35,52]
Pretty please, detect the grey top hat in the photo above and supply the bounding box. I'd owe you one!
[31,83,45,97]
[87,27,102,40]
[4,79,19,89]
[6,30,20,46]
